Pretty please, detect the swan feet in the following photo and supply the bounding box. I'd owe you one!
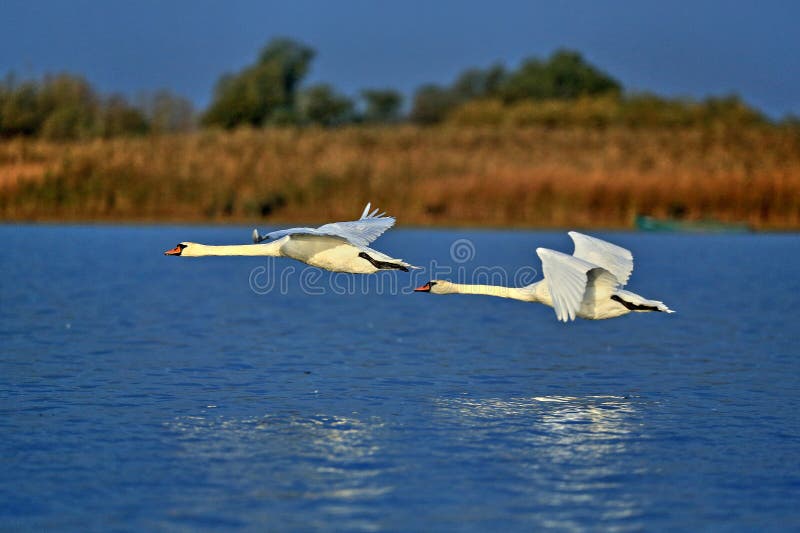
[357,252,409,272]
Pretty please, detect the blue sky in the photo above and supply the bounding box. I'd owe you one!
[2,0,798,118]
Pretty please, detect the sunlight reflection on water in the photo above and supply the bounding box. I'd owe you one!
[163,396,644,529]
[163,411,396,530]
[432,395,643,528]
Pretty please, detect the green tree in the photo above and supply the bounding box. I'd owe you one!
[410,65,506,124]
[0,73,101,138]
[500,49,621,102]
[361,89,403,123]
[202,38,315,128]
[38,74,98,139]
[98,95,149,138]
[138,90,195,133]
[451,64,506,101]
[0,81,41,136]
[299,84,354,126]
[700,94,764,126]
[258,38,315,113]
[409,84,459,124]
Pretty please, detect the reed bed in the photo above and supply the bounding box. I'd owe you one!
[1,125,799,229]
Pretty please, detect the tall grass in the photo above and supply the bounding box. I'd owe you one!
[1,124,799,229]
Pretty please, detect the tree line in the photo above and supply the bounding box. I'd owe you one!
[0,37,788,139]
[0,72,194,139]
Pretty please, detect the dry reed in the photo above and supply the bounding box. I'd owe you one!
[1,124,799,229]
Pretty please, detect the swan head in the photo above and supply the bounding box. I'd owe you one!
[164,242,191,256]
[413,280,454,294]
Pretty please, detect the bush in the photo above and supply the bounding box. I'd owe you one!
[298,84,354,126]
[361,89,403,123]
[410,84,460,124]
[447,94,765,129]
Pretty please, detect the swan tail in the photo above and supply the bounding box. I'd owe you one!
[387,258,421,271]
[358,246,419,271]
[612,289,674,313]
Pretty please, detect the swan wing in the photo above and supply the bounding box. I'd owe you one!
[254,203,395,247]
[537,248,599,322]
[569,231,634,286]
[312,202,396,247]
[257,226,319,242]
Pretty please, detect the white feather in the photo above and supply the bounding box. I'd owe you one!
[260,203,396,248]
[537,248,614,322]
[568,231,634,286]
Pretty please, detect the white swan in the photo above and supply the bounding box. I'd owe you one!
[414,231,673,321]
[164,203,416,273]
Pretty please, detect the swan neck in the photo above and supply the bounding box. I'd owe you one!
[448,283,535,301]
[185,242,281,257]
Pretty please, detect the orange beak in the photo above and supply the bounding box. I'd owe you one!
[414,283,431,292]
[164,245,183,256]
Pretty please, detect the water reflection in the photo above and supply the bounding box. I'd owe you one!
[165,411,391,530]
[433,395,644,528]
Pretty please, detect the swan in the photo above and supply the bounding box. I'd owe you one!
[164,203,416,273]
[414,232,673,321]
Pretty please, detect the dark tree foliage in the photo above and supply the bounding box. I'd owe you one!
[409,65,506,125]
[0,80,42,136]
[361,89,403,123]
[258,38,315,112]
[451,64,506,101]
[0,72,148,139]
[410,50,621,123]
[299,84,354,126]
[500,49,621,102]
[99,95,150,138]
[38,75,98,139]
[409,85,461,124]
[202,38,315,128]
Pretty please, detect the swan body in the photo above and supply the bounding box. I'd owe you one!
[415,232,673,322]
[164,203,416,273]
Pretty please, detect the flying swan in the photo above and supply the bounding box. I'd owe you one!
[414,232,673,321]
[164,203,416,273]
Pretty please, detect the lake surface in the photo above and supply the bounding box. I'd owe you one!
[1,225,799,531]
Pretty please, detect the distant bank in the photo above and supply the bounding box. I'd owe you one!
[1,125,798,230]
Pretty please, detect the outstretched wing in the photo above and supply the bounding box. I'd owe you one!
[537,248,607,322]
[254,225,318,243]
[569,231,634,286]
[253,202,395,247]
[313,202,396,247]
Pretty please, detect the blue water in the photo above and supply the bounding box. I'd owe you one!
[1,225,799,531]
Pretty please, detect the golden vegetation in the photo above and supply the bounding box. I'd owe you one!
[1,124,799,229]
[447,96,767,129]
